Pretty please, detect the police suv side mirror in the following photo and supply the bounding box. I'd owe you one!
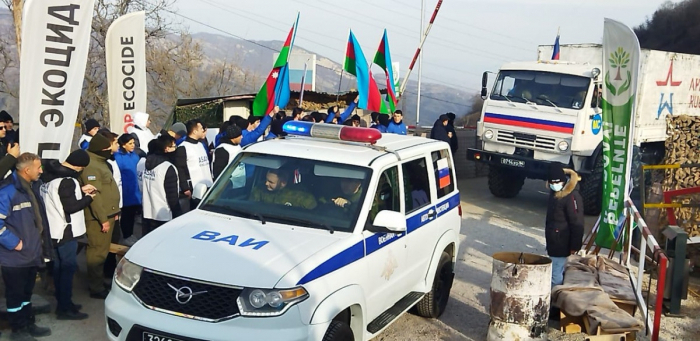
[192,183,209,201]
[371,211,407,233]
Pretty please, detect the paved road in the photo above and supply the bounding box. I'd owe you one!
[0,177,598,340]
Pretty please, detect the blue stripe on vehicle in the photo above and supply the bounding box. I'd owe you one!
[296,192,460,285]
[484,112,574,128]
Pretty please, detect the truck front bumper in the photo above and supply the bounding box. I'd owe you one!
[466,148,552,180]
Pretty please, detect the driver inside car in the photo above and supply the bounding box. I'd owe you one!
[250,169,317,209]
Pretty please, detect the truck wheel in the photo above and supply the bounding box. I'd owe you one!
[580,154,603,216]
[415,252,454,318]
[488,167,525,198]
[322,321,354,341]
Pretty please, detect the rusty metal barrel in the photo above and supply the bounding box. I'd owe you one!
[487,252,552,341]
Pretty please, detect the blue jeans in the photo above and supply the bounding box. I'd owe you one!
[53,240,78,312]
[551,256,567,288]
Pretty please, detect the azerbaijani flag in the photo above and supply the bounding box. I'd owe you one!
[344,31,390,114]
[373,29,398,113]
[551,30,561,60]
[252,21,296,116]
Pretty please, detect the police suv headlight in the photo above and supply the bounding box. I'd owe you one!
[114,258,143,292]
[237,287,309,317]
[558,141,569,151]
[484,130,494,140]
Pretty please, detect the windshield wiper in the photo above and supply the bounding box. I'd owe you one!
[537,95,560,109]
[498,94,514,103]
[268,216,335,234]
[201,204,266,224]
[521,96,536,105]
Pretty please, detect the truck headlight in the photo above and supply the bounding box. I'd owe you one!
[558,141,569,151]
[484,130,494,140]
[114,258,143,292]
[237,287,309,317]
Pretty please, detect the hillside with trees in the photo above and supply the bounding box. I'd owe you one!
[634,0,700,53]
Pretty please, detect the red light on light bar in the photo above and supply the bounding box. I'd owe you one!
[339,126,382,144]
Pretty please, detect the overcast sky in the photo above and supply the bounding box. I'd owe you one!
[174,0,679,94]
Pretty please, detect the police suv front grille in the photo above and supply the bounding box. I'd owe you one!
[132,269,243,322]
[497,130,556,150]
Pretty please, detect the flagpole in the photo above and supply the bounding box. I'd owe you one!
[299,59,309,106]
[416,0,425,127]
[337,28,350,104]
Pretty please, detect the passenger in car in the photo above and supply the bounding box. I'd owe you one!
[250,169,317,209]
[318,178,363,209]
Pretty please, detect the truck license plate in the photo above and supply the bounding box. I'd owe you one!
[500,158,525,168]
[143,332,183,341]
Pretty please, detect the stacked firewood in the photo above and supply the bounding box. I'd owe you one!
[660,115,700,237]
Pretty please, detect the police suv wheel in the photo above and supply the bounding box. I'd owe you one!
[415,252,454,318]
[322,321,354,341]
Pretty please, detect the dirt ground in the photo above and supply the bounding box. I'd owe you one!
[0,177,697,340]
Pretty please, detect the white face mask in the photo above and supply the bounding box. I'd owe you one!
[550,183,564,192]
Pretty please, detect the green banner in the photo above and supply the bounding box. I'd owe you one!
[596,19,641,249]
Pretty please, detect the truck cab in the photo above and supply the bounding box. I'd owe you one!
[468,61,605,214]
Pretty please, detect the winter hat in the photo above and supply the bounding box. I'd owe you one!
[171,122,186,136]
[87,132,111,152]
[378,114,390,127]
[0,110,13,123]
[225,125,242,139]
[65,149,90,167]
[84,119,100,132]
[350,114,361,123]
[548,162,567,183]
[439,114,449,123]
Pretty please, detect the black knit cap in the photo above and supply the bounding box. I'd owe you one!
[0,110,13,123]
[548,162,567,183]
[84,119,100,132]
[225,125,242,139]
[65,149,90,167]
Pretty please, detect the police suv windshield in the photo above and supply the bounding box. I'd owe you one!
[199,153,372,233]
[490,70,591,110]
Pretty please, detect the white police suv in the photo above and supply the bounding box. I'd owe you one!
[105,121,462,341]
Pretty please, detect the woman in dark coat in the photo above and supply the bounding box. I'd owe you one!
[430,114,451,144]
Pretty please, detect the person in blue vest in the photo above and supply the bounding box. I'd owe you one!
[386,110,407,135]
[325,97,358,125]
[78,119,100,150]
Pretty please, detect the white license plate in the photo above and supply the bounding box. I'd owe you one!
[500,158,525,168]
[143,332,184,341]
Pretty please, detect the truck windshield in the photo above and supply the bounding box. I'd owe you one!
[490,70,591,110]
[199,152,372,233]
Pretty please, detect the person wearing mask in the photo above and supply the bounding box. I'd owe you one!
[241,106,278,147]
[0,153,53,340]
[174,119,212,212]
[128,112,156,156]
[446,112,458,153]
[40,150,95,321]
[0,110,18,144]
[212,125,243,180]
[142,135,182,235]
[430,115,452,144]
[80,133,121,299]
[0,120,20,179]
[386,110,407,135]
[545,162,584,288]
[114,134,142,247]
[325,97,358,124]
[78,119,100,150]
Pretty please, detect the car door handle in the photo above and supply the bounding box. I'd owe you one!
[427,210,436,219]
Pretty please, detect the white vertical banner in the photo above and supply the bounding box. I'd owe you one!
[392,61,400,94]
[106,11,146,135]
[19,0,96,161]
